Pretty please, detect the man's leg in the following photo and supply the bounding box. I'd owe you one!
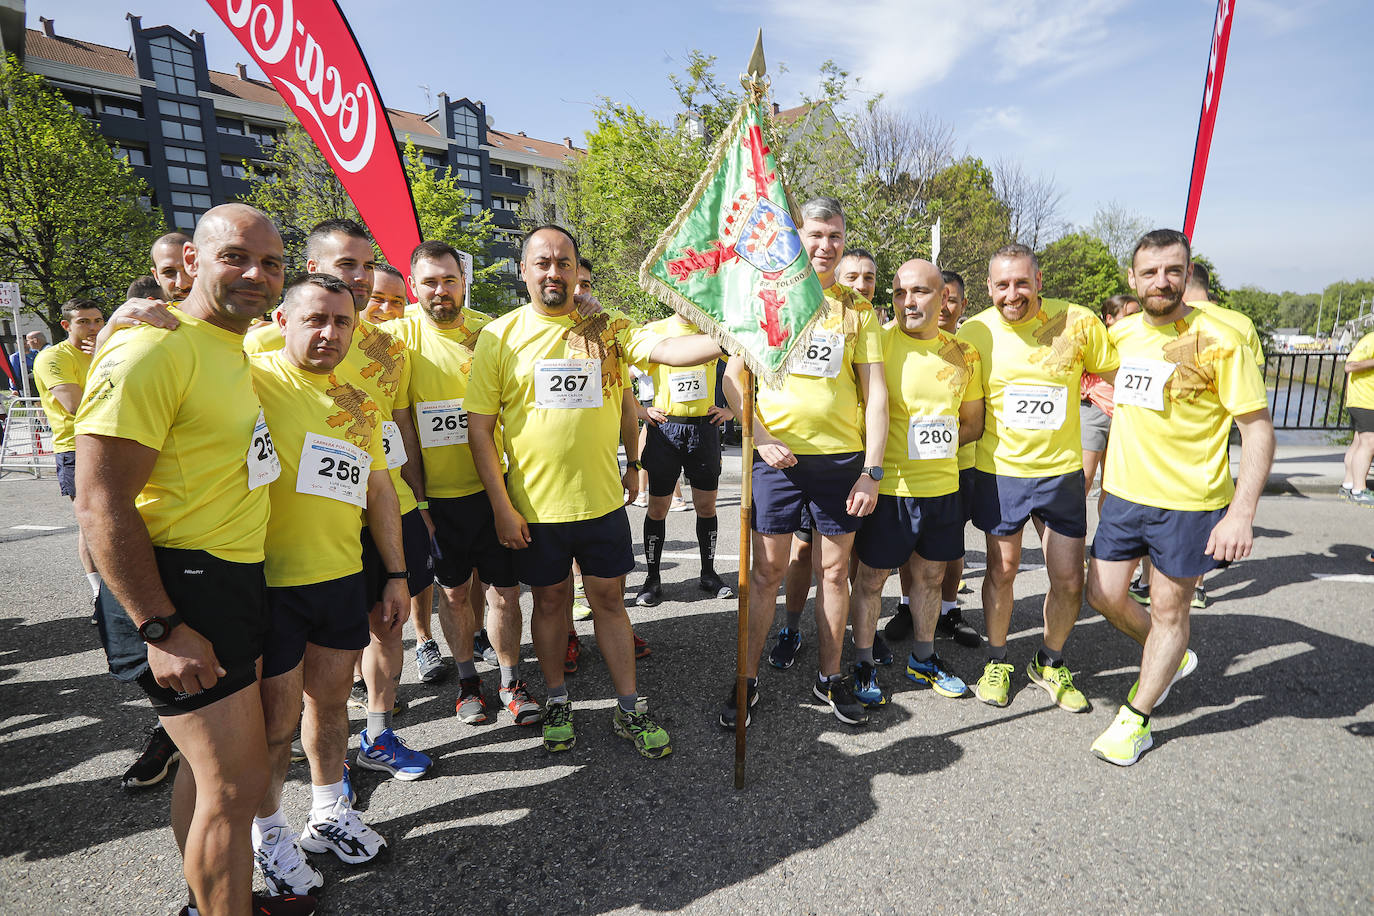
[1345,430,1374,489]
[411,585,436,644]
[159,686,269,916]
[362,617,403,725]
[781,535,812,630]
[636,493,672,606]
[850,561,888,657]
[981,531,1023,653]
[812,531,856,678]
[1083,449,1103,498]
[301,645,358,790]
[1040,526,1086,654]
[532,580,574,693]
[256,665,305,821]
[1087,557,1151,646]
[582,574,636,697]
[487,584,541,724]
[440,576,489,724]
[692,487,732,595]
[748,532,793,678]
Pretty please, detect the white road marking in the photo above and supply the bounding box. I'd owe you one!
[1310,573,1374,583]
[9,525,64,531]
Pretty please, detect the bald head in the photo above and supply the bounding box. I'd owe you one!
[184,203,285,332]
[151,231,194,301]
[891,258,947,340]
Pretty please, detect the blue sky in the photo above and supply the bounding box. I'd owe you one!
[28,1,1370,294]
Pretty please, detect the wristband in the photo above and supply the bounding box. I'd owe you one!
[417,500,429,510]
[626,459,642,471]
[385,570,409,580]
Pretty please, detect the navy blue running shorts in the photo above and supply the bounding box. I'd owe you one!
[429,491,518,589]
[55,451,76,498]
[1091,492,1230,579]
[957,467,976,524]
[643,417,722,496]
[516,508,635,588]
[970,468,1087,539]
[262,571,371,678]
[362,508,436,601]
[855,491,966,569]
[752,451,865,536]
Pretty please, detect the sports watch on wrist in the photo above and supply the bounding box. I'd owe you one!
[385,570,410,580]
[138,612,184,644]
[626,459,642,471]
[861,466,884,481]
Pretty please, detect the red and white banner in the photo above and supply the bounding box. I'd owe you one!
[1183,0,1235,240]
[206,1,422,270]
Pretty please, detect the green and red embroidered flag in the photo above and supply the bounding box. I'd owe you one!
[638,42,825,388]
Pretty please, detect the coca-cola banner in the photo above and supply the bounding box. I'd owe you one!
[207,0,422,271]
[1183,0,1235,240]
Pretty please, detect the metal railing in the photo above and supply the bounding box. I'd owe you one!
[0,398,54,478]
[1264,351,1350,430]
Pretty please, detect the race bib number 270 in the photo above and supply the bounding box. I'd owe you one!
[1003,384,1067,430]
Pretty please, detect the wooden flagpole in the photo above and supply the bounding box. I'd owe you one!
[734,367,754,789]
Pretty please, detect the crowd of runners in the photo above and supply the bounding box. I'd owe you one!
[23,192,1374,916]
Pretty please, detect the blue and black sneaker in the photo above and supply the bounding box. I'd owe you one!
[355,727,431,781]
[768,627,802,669]
[852,661,887,707]
[905,653,968,698]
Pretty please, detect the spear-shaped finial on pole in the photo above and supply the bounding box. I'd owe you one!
[747,28,766,79]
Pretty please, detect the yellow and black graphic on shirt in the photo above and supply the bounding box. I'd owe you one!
[356,325,406,398]
[1027,309,1090,377]
[935,337,977,395]
[324,375,380,449]
[1162,328,1228,401]
[565,312,632,395]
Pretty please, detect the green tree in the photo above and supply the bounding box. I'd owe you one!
[240,122,507,312]
[0,56,163,337]
[1229,286,1280,333]
[1036,232,1127,309]
[924,158,1011,315]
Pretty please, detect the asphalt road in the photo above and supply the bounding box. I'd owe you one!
[1,467,1371,914]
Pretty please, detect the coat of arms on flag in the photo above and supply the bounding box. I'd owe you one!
[638,46,825,388]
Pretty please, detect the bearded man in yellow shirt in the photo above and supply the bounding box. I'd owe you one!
[1086,229,1273,765]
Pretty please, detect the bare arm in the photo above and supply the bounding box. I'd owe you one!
[648,334,726,367]
[1205,407,1275,563]
[75,433,225,694]
[92,299,178,354]
[48,382,82,415]
[468,410,529,548]
[723,355,794,468]
[364,468,410,629]
[847,361,888,517]
[958,397,985,446]
[620,388,641,506]
[1345,358,1374,374]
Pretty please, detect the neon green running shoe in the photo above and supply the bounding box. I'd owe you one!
[612,706,672,759]
[1127,648,1197,707]
[1027,656,1090,713]
[1092,705,1153,766]
[542,700,575,752]
[974,660,1014,707]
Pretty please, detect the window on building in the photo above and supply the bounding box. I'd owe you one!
[158,99,200,120]
[100,96,143,118]
[161,120,204,143]
[172,210,199,229]
[171,192,213,209]
[455,168,480,184]
[149,36,198,97]
[167,166,209,187]
[464,203,483,217]
[62,90,95,117]
[504,166,523,183]
[246,124,276,145]
[115,146,149,167]
[164,146,206,164]
[450,106,479,148]
[217,117,245,135]
[488,160,504,175]
[421,151,446,168]
[222,160,248,179]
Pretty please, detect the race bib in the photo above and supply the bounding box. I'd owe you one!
[1003,384,1068,430]
[416,399,467,448]
[296,432,369,507]
[1114,358,1175,412]
[535,359,602,408]
[246,409,281,490]
[907,415,958,460]
[380,420,407,469]
[794,331,843,378]
[668,369,707,403]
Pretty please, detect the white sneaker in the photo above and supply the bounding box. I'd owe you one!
[299,796,387,864]
[253,825,323,896]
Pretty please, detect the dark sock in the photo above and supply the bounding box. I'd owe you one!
[785,612,802,631]
[548,683,569,704]
[1037,645,1063,668]
[1125,700,1150,724]
[643,516,666,580]
[456,659,478,680]
[987,644,1008,661]
[696,515,718,575]
[617,693,639,714]
[913,640,934,662]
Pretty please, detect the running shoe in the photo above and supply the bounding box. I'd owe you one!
[564,631,581,674]
[572,592,593,621]
[1091,705,1153,766]
[1191,585,1208,609]
[669,496,690,512]
[871,633,894,666]
[883,603,913,641]
[300,796,386,864]
[473,629,498,666]
[89,594,99,626]
[1128,577,1151,606]
[177,893,320,916]
[1027,655,1090,713]
[935,606,982,648]
[634,632,651,659]
[346,678,368,712]
[341,759,355,806]
[456,676,490,724]
[1126,648,1198,707]
[542,700,576,752]
[718,679,759,728]
[699,572,736,599]
[122,725,180,790]
[290,735,305,763]
[613,706,672,758]
[1350,489,1374,507]
[905,653,969,698]
[634,578,662,607]
[768,627,802,670]
[852,661,887,707]
[254,824,323,897]
[974,659,1015,707]
[355,727,431,781]
[415,638,450,684]
[813,675,869,725]
[499,680,543,725]
[631,493,649,508]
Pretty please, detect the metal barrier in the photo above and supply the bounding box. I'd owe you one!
[1264,351,1351,430]
[0,398,54,478]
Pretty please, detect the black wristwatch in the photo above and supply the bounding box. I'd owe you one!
[385,570,410,580]
[138,612,184,644]
[861,466,884,481]
[626,459,642,471]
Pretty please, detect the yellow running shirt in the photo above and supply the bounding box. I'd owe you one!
[878,326,983,498]
[755,284,883,456]
[243,321,283,355]
[250,351,386,587]
[465,305,660,523]
[1191,300,1265,368]
[75,307,269,563]
[1104,309,1268,511]
[33,340,91,453]
[1347,331,1374,410]
[957,297,1118,478]
[383,307,495,500]
[638,317,722,418]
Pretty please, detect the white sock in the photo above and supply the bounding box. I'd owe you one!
[898,596,910,607]
[1341,483,1355,491]
[251,806,288,847]
[86,572,101,597]
[941,600,957,616]
[311,780,348,820]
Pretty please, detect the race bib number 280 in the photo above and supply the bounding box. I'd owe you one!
[535,359,601,408]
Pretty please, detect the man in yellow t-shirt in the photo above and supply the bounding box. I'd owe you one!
[850,260,984,707]
[150,231,193,302]
[1086,229,1274,766]
[384,240,538,729]
[74,203,290,916]
[1340,329,1374,505]
[631,312,735,607]
[722,197,889,729]
[363,263,408,325]
[33,298,104,592]
[467,225,724,759]
[249,273,412,890]
[957,243,1119,713]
